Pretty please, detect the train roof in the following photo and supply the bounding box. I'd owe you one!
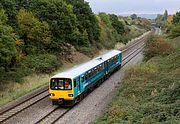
[52,50,121,79]
[100,50,121,61]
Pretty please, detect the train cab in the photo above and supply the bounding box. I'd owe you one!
[49,50,122,106]
[49,77,75,106]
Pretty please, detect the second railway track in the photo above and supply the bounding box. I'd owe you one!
[34,41,146,124]
[0,31,150,124]
[0,88,49,123]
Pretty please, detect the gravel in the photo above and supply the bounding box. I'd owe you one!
[4,96,54,124]
[2,39,145,124]
[55,52,144,124]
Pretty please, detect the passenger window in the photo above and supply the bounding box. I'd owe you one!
[77,78,79,84]
[91,70,94,76]
[85,73,88,80]
[98,65,100,72]
[88,71,91,78]
[81,76,84,82]
[105,61,107,66]
[100,65,102,71]
[95,68,97,74]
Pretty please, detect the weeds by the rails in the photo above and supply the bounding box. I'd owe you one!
[0,52,89,107]
[94,36,180,124]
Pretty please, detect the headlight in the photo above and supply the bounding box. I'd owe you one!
[68,94,73,97]
[50,93,55,96]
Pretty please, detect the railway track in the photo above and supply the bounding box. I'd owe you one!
[0,88,49,123]
[121,31,150,53]
[34,40,146,124]
[0,31,150,124]
[34,107,71,124]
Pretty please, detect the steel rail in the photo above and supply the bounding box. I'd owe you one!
[35,42,146,124]
[0,89,49,123]
[0,31,151,124]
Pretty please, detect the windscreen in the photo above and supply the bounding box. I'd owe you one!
[50,78,72,90]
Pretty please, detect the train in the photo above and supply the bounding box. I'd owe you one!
[49,50,122,106]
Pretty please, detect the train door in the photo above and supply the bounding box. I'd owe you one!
[119,53,122,63]
[105,61,108,74]
[80,75,85,92]
[77,77,81,94]
[74,77,81,97]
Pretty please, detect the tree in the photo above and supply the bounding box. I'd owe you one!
[29,0,77,49]
[66,0,100,44]
[131,14,137,20]
[155,14,165,28]
[98,12,112,28]
[169,25,180,38]
[168,11,180,38]
[17,9,52,54]
[164,10,168,20]
[0,0,18,28]
[109,14,125,35]
[69,29,90,47]
[173,12,180,25]
[0,8,7,24]
[0,9,17,68]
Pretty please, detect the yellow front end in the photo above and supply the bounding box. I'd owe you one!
[49,77,75,106]
[49,89,74,101]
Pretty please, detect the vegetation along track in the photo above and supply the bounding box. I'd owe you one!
[34,37,147,124]
[0,32,150,124]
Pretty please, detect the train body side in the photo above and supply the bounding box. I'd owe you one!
[49,50,122,106]
[73,51,122,100]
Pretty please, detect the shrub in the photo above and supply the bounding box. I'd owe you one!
[144,36,174,61]
[94,37,180,124]
[168,24,180,38]
[22,54,60,73]
[98,13,112,28]
[76,46,93,56]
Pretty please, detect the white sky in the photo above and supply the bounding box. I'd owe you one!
[86,0,180,14]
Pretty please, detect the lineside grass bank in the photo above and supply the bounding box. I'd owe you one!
[94,36,180,124]
[0,28,148,107]
[0,52,89,106]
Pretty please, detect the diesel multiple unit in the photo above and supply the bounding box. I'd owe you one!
[49,50,122,106]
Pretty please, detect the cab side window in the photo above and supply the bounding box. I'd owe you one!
[74,79,76,87]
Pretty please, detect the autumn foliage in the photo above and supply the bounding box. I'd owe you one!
[144,36,174,61]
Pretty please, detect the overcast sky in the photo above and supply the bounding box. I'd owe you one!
[86,0,180,15]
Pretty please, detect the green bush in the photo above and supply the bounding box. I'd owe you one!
[0,9,17,68]
[22,54,60,73]
[109,14,125,35]
[76,46,93,56]
[144,36,175,61]
[168,24,180,38]
[5,66,31,83]
[98,13,112,28]
[94,37,180,124]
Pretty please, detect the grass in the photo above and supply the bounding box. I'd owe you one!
[0,30,149,107]
[93,36,180,124]
[0,27,148,107]
[0,74,50,106]
[0,52,89,107]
